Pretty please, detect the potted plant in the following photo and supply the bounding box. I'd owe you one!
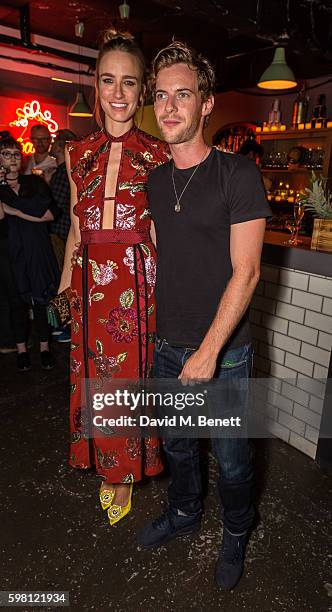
[301,171,332,252]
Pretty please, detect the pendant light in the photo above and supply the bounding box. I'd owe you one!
[69,91,93,117]
[119,0,130,19]
[68,21,93,118]
[257,47,297,90]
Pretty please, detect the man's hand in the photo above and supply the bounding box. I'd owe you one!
[178,348,217,384]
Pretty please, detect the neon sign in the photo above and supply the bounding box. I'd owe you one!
[9,99,59,155]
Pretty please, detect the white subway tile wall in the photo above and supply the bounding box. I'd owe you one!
[251,264,331,460]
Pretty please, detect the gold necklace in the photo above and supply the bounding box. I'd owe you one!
[171,147,210,213]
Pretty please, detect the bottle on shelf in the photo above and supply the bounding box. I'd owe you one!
[312,94,327,127]
[291,83,309,128]
[268,99,281,128]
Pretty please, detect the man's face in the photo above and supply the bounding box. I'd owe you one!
[154,63,214,145]
[31,127,51,154]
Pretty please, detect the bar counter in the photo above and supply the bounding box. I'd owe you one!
[251,230,332,460]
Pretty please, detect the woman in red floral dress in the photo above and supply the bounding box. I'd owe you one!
[58,30,169,525]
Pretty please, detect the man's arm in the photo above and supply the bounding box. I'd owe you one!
[179,217,266,381]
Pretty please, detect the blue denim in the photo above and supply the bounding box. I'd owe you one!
[153,340,255,534]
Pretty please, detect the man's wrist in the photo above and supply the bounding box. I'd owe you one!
[198,339,221,361]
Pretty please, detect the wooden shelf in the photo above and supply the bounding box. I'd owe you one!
[261,168,312,173]
[259,127,331,140]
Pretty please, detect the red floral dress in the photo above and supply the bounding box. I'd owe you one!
[67,126,169,483]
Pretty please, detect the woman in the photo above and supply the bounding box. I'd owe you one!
[58,30,169,525]
[0,136,59,371]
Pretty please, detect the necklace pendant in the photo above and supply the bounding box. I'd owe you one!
[174,202,181,213]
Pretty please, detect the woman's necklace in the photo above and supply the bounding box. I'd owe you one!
[171,147,210,213]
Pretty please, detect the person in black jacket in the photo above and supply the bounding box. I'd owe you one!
[0,136,60,371]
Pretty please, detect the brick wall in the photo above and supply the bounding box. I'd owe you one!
[251,264,332,459]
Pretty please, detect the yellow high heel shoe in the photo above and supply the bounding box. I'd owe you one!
[99,482,115,511]
[107,483,133,526]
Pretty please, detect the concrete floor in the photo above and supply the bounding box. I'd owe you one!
[1,342,331,612]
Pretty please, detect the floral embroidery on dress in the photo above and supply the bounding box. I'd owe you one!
[144,254,156,297]
[89,338,126,380]
[144,437,161,468]
[123,246,135,274]
[124,150,160,179]
[123,246,156,297]
[88,259,118,305]
[70,289,82,315]
[125,438,141,460]
[79,175,103,201]
[118,181,147,197]
[97,448,120,469]
[106,306,138,343]
[75,150,99,178]
[115,203,136,230]
[140,208,151,220]
[119,288,134,309]
[70,357,81,376]
[83,204,101,230]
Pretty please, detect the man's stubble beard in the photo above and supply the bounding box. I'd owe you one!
[158,112,202,145]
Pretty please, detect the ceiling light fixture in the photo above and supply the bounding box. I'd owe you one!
[68,20,93,118]
[52,77,73,83]
[69,91,93,117]
[257,47,297,90]
[119,0,130,19]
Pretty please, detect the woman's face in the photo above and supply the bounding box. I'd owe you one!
[98,50,143,132]
[0,147,22,175]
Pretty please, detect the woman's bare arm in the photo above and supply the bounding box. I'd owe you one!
[3,203,54,222]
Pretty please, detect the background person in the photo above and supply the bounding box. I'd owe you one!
[25,124,57,184]
[49,129,77,344]
[0,136,59,371]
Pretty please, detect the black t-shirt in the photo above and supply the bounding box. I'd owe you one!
[148,148,271,349]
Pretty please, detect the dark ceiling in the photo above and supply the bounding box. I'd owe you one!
[0,0,332,91]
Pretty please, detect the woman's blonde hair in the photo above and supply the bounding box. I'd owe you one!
[94,29,147,128]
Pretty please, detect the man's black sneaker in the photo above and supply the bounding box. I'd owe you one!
[17,352,31,372]
[215,528,249,590]
[137,508,201,549]
[40,350,55,370]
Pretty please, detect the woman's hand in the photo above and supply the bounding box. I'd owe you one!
[40,209,54,222]
[0,167,6,183]
[0,202,4,220]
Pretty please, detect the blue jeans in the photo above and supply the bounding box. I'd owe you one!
[153,340,255,534]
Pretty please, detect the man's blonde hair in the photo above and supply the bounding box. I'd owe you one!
[149,40,216,101]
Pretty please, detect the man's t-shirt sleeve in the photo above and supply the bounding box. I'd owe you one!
[227,156,272,224]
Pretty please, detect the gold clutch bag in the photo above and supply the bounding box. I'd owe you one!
[47,287,73,328]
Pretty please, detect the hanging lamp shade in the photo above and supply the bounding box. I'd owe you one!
[68,91,93,117]
[257,47,297,90]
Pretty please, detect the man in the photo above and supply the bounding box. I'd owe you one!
[49,129,76,247]
[25,124,57,183]
[49,129,77,343]
[137,41,271,590]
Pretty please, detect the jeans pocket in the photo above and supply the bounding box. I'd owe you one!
[219,344,252,372]
[155,337,165,353]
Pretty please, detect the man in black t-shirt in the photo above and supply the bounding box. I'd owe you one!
[138,41,271,590]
